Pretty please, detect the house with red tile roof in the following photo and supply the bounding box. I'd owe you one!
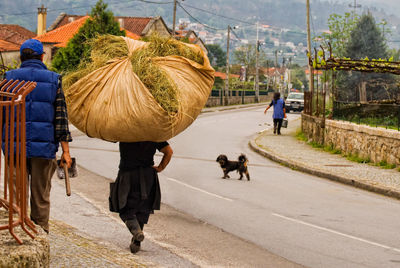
[50,14,207,52]
[49,13,170,39]
[304,69,323,75]
[0,24,36,46]
[36,14,171,63]
[214,71,240,80]
[0,24,36,66]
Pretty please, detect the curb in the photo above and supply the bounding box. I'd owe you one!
[248,136,400,201]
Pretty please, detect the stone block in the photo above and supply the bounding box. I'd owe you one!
[0,209,49,268]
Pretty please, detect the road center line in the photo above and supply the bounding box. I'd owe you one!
[164,176,234,202]
[272,213,400,254]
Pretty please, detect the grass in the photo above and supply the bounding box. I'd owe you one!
[345,153,370,164]
[63,33,205,116]
[295,129,399,170]
[63,35,129,90]
[336,115,400,131]
[295,129,308,142]
[310,141,323,149]
[323,143,342,154]
[377,160,397,169]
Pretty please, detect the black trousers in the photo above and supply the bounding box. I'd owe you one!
[273,118,283,134]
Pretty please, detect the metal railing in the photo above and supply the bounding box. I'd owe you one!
[0,79,37,244]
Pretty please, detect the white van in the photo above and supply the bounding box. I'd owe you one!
[285,92,304,112]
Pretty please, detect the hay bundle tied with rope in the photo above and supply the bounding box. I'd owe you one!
[63,34,215,142]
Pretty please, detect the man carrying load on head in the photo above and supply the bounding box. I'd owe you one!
[4,39,72,233]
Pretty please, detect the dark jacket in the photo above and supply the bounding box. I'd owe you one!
[5,59,59,159]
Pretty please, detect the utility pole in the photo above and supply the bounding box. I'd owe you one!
[224,25,231,105]
[287,57,292,96]
[306,0,314,111]
[172,0,184,37]
[255,21,260,103]
[172,0,177,36]
[266,60,270,91]
[274,50,278,93]
[349,0,361,19]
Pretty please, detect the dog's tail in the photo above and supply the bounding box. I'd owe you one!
[238,154,248,166]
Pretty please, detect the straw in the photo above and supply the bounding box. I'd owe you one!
[62,34,204,115]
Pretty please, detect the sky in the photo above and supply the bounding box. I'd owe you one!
[333,0,400,15]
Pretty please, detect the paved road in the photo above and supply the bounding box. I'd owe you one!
[67,106,400,267]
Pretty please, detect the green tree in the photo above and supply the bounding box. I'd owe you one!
[344,13,388,59]
[316,12,359,57]
[388,48,400,62]
[206,44,226,68]
[339,13,395,101]
[233,44,257,81]
[290,65,308,91]
[52,0,125,72]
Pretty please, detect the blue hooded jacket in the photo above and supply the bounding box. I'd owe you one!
[4,59,59,159]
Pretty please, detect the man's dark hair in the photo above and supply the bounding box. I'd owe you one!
[273,92,280,101]
[20,48,42,62]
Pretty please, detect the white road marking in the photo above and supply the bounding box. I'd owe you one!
[164,176,234,202]
[272,212,400,254]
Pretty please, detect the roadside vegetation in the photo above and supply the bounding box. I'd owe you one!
[295,129,398,171]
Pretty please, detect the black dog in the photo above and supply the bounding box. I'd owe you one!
[216,154,250,181]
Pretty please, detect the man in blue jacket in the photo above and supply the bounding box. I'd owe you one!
[5,39,72,233]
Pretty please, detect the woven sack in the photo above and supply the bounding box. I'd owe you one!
[65,37,215,142]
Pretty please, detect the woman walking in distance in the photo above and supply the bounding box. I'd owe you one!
[109,141,173,253]
[264,92,287,135]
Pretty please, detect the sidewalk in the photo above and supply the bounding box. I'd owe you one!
[49,220,148,268]
[249,117,400,200]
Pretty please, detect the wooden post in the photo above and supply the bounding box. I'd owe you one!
[306,0,314,113]
[172,0,177,36]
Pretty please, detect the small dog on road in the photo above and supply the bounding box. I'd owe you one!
[216,154,250,181]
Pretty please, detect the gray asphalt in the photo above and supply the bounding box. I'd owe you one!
[68,106,400,267]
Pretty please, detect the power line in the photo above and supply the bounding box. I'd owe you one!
[0,0,173,17]
[180,2,254,26]
[230,27,242,42]
[177,2,223,31]
[309,4,317,47]
[138,0,173,4]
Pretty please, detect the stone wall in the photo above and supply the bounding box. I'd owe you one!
[302,113,400,165]
[1,51,20,67]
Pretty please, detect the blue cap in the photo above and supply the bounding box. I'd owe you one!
[20,39,44,55]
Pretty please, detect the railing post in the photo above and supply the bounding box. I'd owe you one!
[0,79,37,244]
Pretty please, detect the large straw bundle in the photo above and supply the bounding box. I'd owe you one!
[64,34,215,142]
